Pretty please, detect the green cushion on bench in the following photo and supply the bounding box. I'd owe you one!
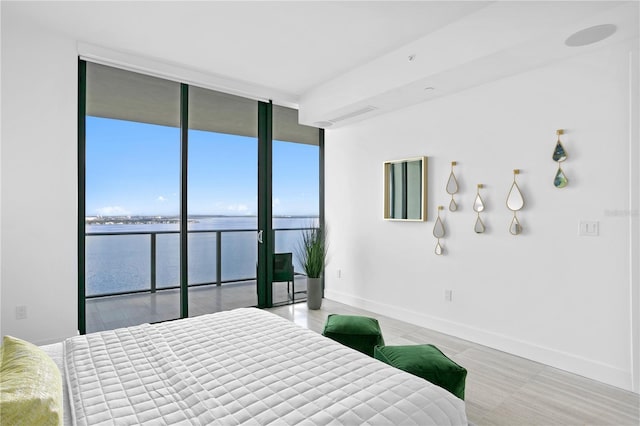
[374,344,467,400]
[322,314,384,357]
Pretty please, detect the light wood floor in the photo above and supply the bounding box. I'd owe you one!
[267,299,640,426]
[87,289,639,425]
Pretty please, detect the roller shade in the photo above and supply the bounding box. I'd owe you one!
[273,105,319,146]
[86,62,180,128]
[86,62,319,145]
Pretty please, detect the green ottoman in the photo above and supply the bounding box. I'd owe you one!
[322,314,385,357]
[374,344,467,400]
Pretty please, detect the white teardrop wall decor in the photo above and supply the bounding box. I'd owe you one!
[446,162,459,212]
[506,170,524,235]
[433,206,445,255]
[474,184,486,234]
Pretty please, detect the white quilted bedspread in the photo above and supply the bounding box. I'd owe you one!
[65,308,467,425]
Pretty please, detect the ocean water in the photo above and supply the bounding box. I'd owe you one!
[85,216,318,296]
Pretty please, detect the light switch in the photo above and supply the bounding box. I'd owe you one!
[579,221,599,236]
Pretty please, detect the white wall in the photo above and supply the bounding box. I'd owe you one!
[1,2,637,393]
[0,2,4,339]
[324,40,639,392]
[1,12,78,344]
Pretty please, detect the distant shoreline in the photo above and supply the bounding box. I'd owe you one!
[86,215,318,226]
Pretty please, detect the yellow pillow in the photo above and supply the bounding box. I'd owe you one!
[0,335,62,426]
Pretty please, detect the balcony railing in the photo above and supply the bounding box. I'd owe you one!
[85,227,313,298]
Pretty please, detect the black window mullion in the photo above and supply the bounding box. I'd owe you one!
[180,83,189,318]
[319,128,325,298]
[257,101,273,308]
[402,162,408,219]
[78,59,87,335]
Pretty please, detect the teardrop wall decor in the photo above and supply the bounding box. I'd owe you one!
[506,172,525,211]
[507,169,524,235]
[433,206,445,255]
[510,216,523,235]
[433,214,446,238]
[446,162,459,211]
[474,184,486,234]
[554,167,569,188]
[552,129,569,188]
[552,129,567,162]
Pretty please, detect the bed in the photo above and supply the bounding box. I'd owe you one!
[33,308,467,425]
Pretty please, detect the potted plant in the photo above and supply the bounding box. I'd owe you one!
[296,225,327,310]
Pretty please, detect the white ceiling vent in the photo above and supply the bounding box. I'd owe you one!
[328,105,377,123]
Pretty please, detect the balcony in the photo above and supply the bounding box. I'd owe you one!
[85,226,311,333]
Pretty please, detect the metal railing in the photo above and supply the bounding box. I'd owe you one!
[85,227,311,299]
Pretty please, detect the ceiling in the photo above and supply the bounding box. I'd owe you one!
[4,1,639,128]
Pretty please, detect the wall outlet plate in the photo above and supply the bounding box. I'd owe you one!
[579,221,599,236]
[15,305,27,320]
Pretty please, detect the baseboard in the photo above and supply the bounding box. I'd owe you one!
[325,289,635,392]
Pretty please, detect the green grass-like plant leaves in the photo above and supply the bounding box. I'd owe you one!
[296,226,327,278]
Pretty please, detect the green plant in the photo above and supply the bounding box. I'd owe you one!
[296,226,327,279]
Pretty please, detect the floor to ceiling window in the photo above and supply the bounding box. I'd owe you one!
[272,105,320,305]
[80,61,322,333]
[83,63,182,332]
[187,87,258,316]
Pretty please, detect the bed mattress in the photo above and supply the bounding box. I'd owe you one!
[64,308,467,425]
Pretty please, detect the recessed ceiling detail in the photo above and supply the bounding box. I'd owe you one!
[7,1,638,129]
[313,121,334,128]
[300,2,637,128]
[328,106,378,124]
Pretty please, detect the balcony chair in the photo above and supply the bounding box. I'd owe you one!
[273,252,299,302]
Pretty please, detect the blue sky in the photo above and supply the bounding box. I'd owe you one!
[86,117,319,217]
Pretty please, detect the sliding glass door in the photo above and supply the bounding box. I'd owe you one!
[80,61,322,333]
[271,106,320,305]
[83,63,182,332]
[187,87,258,316]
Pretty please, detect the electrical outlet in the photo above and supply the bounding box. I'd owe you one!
[337,269,342,278]
[444,289,453,302]
[15,305,27,320]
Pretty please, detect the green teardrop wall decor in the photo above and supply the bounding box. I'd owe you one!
[554,167,569,188]
[552,129,569,188]
[552,140,567,162]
